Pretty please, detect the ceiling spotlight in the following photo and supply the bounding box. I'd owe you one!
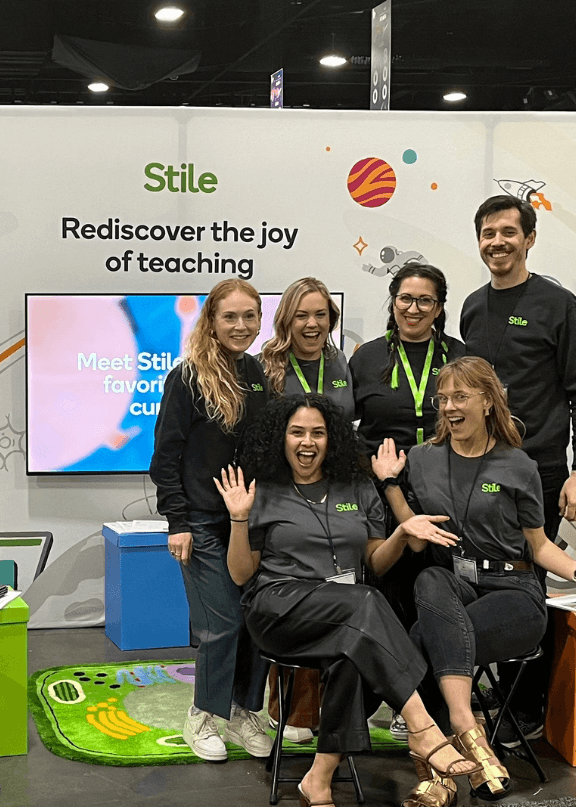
[320,33,347,68]
[443,91,467,102]
[88,82,109,93]
[155,5,185,22]
[320,55,347,67]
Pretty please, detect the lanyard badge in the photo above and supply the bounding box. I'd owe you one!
[289,352,325,394]
[396,339,435,445]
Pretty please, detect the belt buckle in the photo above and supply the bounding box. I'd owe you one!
[504,562,514,572]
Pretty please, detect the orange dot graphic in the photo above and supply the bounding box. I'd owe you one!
[326,146,331,152]
[431,183,438,190]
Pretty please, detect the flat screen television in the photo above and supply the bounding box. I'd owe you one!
[25,292,344,474]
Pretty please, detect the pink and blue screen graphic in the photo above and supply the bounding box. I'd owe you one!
[26,293,343,474]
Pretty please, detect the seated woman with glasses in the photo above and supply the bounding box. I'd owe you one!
[215,394,479,807]
[373,356,576,803]
[350,264,464,738]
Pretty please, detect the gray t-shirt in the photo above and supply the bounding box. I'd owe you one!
[283,348,355,421]
[406,441,544,564]
[248,479,386,580]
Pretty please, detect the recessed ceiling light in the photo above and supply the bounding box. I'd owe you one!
[443,91,467,102]
[88,82,109,93]
[155,5,185,22]
[319,55,347,67]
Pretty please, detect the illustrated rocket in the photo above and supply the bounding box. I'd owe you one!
[495,178,546,202]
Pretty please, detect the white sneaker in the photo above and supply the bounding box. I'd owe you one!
[183,708,227,761]
[223,709,274,757]
[389,712,409,741]
[269,717,314,744]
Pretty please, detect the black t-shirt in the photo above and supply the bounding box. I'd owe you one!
[349,334,465,455]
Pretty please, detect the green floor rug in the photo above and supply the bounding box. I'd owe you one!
[29,659,407,766]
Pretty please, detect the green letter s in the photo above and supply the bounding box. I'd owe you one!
[144,163,166,192]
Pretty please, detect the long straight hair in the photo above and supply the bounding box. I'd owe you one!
[182,279,261,431]
[430,357,522,448]
[260,277,340,394]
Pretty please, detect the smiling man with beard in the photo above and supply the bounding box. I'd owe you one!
[460,194,576,745]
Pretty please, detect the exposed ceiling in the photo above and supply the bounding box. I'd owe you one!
[1,0,575,111]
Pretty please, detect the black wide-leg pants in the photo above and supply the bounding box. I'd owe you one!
[244,579,428,753]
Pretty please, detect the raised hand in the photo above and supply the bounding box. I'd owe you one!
[372,437,407,481]
[214,465,255,521]
[403,514,460,547]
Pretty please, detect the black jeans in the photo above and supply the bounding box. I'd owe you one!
[410,566,547,733]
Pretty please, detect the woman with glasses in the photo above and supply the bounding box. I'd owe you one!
[374,356,576,803]
[349,264,464,738]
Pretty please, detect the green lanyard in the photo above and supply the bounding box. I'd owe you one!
[395,338,435,445]
[289,352,324,394]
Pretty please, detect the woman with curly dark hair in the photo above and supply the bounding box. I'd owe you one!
[215,394,479,807]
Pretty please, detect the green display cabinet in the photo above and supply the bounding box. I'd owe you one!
[0,594,29,756]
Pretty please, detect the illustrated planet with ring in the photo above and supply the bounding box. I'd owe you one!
[347,157,397,208]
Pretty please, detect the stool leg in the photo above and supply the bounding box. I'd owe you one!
[485,664,548,784]
[347,756,366,804]
[268,666,295,804]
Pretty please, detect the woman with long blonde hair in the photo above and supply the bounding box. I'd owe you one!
[150,279,272,762]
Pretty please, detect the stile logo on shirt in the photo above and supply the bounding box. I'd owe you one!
[332,379,348,388]
[251,383,264,392]
[432,367,441,375]
[481,483,501,493]
[509,316,528,326]
[335,502,359,512]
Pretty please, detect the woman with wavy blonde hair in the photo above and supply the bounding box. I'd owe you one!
[150,278,273,762]
[260,277,354,419]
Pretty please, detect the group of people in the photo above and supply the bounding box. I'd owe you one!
[149,194,576,807]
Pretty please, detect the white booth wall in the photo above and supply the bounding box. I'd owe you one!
[0,107,574,627]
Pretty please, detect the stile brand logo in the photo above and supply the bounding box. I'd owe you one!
[144,162,218,193]
[509,316,528,326]
[332,379,348,388]
[335,503,359,512]
[251,383,264,392]
[481,483,501,493]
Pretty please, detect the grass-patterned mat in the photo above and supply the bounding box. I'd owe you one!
[28,659,407,766]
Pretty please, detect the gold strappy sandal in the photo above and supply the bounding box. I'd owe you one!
[452,722,510,801]
[409,724,482,779]
[402,773,458,807]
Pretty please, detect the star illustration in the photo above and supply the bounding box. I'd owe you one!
[353,236,368,256]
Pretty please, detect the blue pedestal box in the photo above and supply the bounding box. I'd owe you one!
[103,525,190,651]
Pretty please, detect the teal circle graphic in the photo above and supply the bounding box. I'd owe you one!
[402,149,417,164]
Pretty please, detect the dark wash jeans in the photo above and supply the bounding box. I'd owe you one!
[409,566,547,733]
[179,510,268,720]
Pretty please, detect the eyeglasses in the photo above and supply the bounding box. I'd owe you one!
[431,391,486,410]
[394,294,438,313]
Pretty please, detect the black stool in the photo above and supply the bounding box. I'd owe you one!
[261,653,365,805]
[472,646,548,783]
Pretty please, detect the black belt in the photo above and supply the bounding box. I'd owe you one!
[473,559,533,574]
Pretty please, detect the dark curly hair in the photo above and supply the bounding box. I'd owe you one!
[240,394,370,483]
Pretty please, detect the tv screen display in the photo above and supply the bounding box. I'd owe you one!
[26,292,344,474]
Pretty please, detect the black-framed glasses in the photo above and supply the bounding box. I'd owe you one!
[431,392,486,410]
[394,293,438,313]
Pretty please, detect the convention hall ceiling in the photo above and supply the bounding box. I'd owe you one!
[0,0,574,111]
